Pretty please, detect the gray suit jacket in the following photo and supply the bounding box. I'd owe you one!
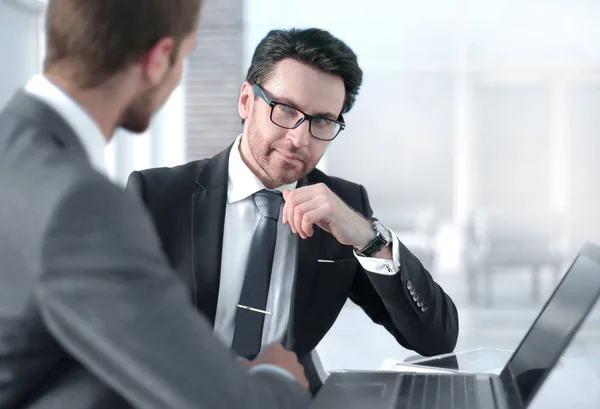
[0,91,311,409]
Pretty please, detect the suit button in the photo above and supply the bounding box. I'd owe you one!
[417,300,422,307]
[413,294,419,302]
[409,288,415,296]
[406,280,413,290]
[421,304,428,312]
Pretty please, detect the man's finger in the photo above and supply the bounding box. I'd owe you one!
[238,357,251,368]
[289,200,314,238]
[294,197,325,239]
[285,193,301,234]
[281,190,296,225]
[301,207,328,237]
[286,185,319,203]
[285,200,297,233]
[284,186,328,231]
[292,199,320,238]
[282,200,288,225]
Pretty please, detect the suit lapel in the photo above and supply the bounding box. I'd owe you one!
[191,148,231,325]
[287,175,322,356]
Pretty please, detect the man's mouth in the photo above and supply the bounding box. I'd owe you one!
[276,149,304,163]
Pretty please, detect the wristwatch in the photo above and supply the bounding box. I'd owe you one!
[354,219,392,257]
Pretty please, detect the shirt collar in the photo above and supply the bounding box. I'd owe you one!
[24,75,106,174]
[227,134,297,204]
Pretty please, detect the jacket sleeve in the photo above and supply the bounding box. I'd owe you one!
[349,184,459,356]
[37,177,311,409]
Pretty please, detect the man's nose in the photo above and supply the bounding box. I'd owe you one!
[286,120,311,148]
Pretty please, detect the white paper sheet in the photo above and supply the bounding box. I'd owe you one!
[377,359,455,373]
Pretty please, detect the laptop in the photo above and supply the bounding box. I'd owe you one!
[312,241,600,409]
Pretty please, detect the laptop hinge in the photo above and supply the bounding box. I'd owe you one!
[490,375,525,409]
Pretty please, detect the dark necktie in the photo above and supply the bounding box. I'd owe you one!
[231,189,283,357]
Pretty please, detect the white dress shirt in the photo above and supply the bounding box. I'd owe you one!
[214,135,403,350]
[24,75,106,174]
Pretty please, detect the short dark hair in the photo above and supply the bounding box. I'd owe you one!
[245,28,363,115]
[44,0,202,87]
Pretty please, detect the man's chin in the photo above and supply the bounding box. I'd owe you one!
[119,121,151,134]
[270,169,307,186]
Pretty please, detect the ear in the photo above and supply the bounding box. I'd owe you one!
[238,81,253,121]
[140,37,176,86]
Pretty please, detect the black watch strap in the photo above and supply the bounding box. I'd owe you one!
[355,234,388,257]
[355,220,390,257]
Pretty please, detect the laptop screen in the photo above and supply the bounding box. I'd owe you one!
[500,242,600,406]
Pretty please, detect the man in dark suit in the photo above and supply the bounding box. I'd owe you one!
[0,1,312,408]
[127,28,459,393]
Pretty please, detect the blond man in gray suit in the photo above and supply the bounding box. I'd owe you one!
[0,1,309,408]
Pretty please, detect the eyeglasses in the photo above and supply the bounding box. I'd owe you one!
[253,83,346,141]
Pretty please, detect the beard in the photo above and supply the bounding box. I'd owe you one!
[246,119,318,186]
[118,85,158,133]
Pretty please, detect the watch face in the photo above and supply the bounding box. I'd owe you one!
[375,221,392,243]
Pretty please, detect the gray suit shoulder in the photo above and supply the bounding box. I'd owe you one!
[131,159,208,184]
[0,120,108,250]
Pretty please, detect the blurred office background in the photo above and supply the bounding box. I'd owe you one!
[2,0,600,379]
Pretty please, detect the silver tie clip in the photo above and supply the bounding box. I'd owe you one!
[237,304,272,315]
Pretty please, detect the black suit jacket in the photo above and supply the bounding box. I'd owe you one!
[127,145,459,367]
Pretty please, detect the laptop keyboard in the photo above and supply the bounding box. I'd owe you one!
[395,374,478,409]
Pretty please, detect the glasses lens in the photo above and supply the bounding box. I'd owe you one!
[270,102,342,140]
[309,118,341,141]
[271,104,303,128]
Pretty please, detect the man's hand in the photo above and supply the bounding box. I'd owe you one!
[246,343,309,390]
[282,183,375,249]
[238,356,251,368]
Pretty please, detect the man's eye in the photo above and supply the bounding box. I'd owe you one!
[276,104,298,117]
[312,117,333,127]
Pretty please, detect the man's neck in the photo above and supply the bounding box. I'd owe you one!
[44,71,127,142]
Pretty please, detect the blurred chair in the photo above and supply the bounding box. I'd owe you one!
[310,349,328,381]
[465,208,570,306]
[304,349,328,396]
[377,204,439,273]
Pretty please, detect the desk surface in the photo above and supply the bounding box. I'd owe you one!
[408,348,600,408]
[313,348,600,408]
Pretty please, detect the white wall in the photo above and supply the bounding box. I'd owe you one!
[243,0,458,221]
[243,0,458,71]
[104,84,187,186]
[0,0,44,109]
[244,0,600,230]
[18,0,187,185]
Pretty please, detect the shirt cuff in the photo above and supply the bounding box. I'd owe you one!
[248,364,295,381]
[354,223,401,275]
